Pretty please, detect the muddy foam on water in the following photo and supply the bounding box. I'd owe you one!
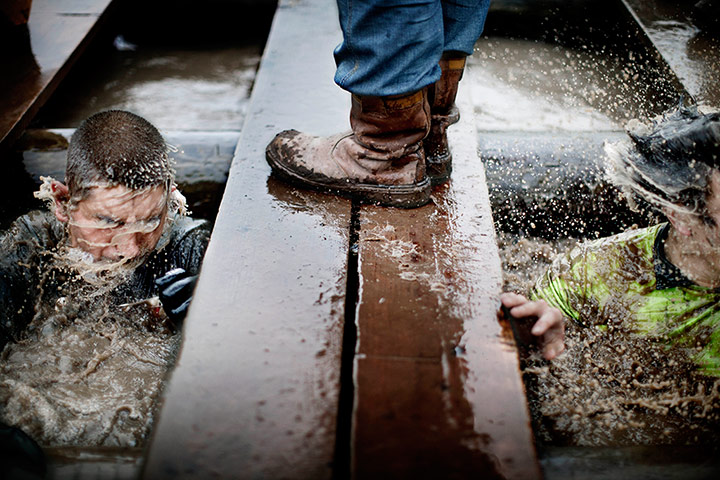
[0,181,188,448]
[0,239,180,448]
[498,231,720,447]
[525,322,720,447]
[0,249,179,448]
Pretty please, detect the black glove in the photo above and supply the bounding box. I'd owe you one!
[155,268,198,325]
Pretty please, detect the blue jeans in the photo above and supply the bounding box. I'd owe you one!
[334,0,490,97]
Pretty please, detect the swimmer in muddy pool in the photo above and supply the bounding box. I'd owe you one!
[501,105,720,445]
[0,111,211,453]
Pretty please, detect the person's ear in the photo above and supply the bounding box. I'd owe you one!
[664,207,693,236]
[51,181,70,222]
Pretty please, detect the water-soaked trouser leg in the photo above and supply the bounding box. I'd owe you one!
[441,0,490,56]
[421,0,489,183]
[334,0,445,96]
[333,0,490,96]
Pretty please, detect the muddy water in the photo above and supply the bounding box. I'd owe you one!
[0,27,261,458]
[0,247,179,447]
[1,313,178,448]
[498,232,578,294]
[35,44,261,131]
[468,37,631,131]
[498,232,720,447]
[526,322,720,447]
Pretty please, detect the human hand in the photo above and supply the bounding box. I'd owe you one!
[500,292,565,360]
[155,268,198,325]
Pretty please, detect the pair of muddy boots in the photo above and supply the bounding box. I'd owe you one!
[265,57,466,208]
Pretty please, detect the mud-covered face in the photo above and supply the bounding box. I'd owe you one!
[686,171,720,253]
[67,185,168,262]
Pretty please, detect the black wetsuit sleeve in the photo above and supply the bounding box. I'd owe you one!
[0,213,58,350]
[169,219,212,276]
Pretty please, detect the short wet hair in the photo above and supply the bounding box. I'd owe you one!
[607,104,720,216]
[66,110,173,202]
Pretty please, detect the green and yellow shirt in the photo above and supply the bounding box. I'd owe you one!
[533,224,720,377]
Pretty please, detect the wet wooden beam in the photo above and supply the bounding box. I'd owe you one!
[44,446,143,479]
[353,89,542,479]
[145,0,540,477]
[142,0,351,478]
[621,0,720,107]
[0,0,117,153]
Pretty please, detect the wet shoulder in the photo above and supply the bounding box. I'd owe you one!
[559,224,663,296]
[160,215,212,274]
[165,216,212,246]
[566,224,662,271]
[1,210,64,252]
[577,224,664,257]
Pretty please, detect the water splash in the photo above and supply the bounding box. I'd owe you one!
[499,230,720,447]
[0,250,178,447]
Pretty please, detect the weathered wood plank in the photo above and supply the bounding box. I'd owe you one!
[0,0,116,152]
[353,88,542,479]
[142,0,351,478]
[45,446,143,480]
[621,0,719,107]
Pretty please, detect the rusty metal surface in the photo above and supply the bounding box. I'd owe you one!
[141,0,351,478]
[0,0,116,151]
[353,89,541,480]
[621,0,720,107]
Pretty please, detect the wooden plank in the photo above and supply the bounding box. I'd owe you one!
[0,0,116,152]
[353,88,542,479]
[45,447,143,480]
[621,0,720,107]
[142,0,351,478]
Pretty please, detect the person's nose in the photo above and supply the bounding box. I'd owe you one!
[117,233,142,259]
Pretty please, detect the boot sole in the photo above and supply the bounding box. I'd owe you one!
[266,147,432,209]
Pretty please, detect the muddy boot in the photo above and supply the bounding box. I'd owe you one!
[265,90,431,208]
[424,55,467,185]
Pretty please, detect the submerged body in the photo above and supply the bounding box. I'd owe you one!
[0,210,210,446]
[522,225,720,446]
[534,223,720,377]
[0,210,210,348]
[502,106,720,446]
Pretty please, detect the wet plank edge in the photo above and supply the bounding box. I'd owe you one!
[616,0,695,100]
[353,87,542,479]
[621,0,720,106]
[0,0,118,152]
[142,0,351,478]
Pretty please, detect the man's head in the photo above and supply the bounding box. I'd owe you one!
[608,105,720,217]
[51,110,175,262]
[608,105,720,255]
